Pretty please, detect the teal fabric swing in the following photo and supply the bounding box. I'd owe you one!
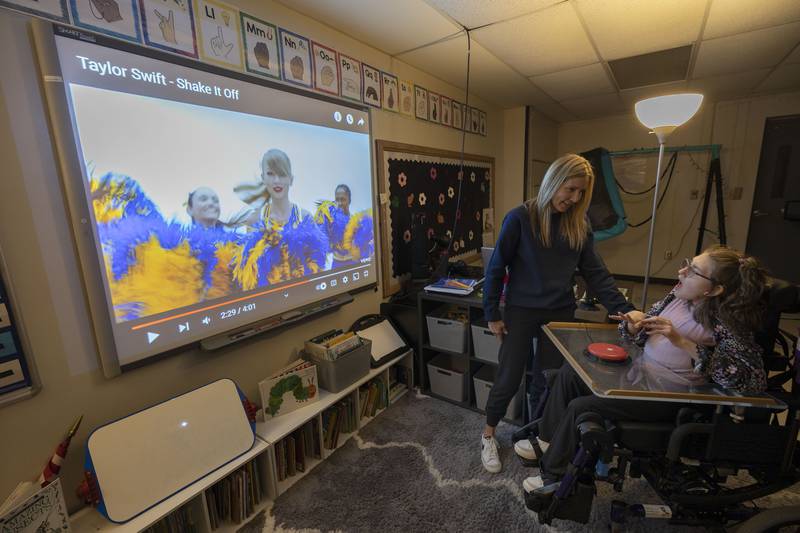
[580,147,627,241]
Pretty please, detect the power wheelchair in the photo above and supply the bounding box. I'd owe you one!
[516,279,800,530]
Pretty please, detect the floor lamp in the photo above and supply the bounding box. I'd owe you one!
[634,93,704,309]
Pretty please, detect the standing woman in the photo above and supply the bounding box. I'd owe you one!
[480,153,633,473]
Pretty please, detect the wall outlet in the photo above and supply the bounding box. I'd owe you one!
[664,250,673,260]
[732,186,743,200]
[690,189,699,200]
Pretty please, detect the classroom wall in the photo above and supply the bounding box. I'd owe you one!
[557,90,800,279]
[527,108,559,199]
[0,0,513,511]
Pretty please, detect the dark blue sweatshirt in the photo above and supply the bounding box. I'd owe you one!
[483,205,634,322]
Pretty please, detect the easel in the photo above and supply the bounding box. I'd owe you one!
[695,147,727,254]
[608,143,726,256]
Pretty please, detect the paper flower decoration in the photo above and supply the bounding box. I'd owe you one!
[403,229,411,243]
[398,172,407,187]
[470,171,476,182]
[418,192,427,206]
[430,167,437,180]
[438,193,445,206]
[447,187,455,199]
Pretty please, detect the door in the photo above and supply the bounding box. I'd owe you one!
[746,115,800,284]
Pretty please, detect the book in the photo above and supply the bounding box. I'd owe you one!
[424,277,483,296]
[0,479,71,533]
[259,359,319,419]
[304,330,362,361]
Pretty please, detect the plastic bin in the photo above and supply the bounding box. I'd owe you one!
[303,338,371,393]
[471,321,501,363]
[426,306,468,353]
[427,353,466,402]
[473,364,522,421]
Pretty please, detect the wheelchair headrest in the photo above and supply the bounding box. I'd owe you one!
[766,278,800,314]
[754,278,799,356]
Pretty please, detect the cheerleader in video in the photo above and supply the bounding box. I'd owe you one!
[232,149,328,290]
[184,186,239,300]
[315,184,375,270]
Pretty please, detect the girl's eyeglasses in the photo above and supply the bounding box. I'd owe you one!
[682,258,715,283]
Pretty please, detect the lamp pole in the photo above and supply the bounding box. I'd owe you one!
[634,93,703,310]
[641,139,666,310]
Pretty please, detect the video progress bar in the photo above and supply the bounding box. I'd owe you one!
[130,265,368,331]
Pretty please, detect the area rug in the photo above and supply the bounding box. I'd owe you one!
[259,391,800,532]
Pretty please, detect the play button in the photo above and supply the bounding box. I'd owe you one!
[147,332,160,344]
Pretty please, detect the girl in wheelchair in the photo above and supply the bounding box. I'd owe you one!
[516,245,768,492]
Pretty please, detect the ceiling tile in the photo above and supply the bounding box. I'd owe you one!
[693,22,800,77]
[755,63,800,93]
[532,101,579,123]
[688,69,771,100]
[471,2,597,77]
[398,35,552,106]
[397,34,470,88]
[560,93,627,120]
[423,0,561,29]
[619,81,689,106]
[280,0,461,55]
[574,0,706,61]
[704,0,800,39]
[531,63,615,101]
[786,44,800,64]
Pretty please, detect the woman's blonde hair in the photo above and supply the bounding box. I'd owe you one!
[261,148,292,178]
[525,153,594,249]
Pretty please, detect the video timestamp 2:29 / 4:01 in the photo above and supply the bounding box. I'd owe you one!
[219,302,256,319]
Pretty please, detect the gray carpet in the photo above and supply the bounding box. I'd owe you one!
[267,391,800,532]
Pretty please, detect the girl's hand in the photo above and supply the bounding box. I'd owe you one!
[639,316,681,345]
[488,320,508,342]
[609,310,646,334]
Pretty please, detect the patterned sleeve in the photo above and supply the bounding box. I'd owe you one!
[699,324,766,394]
[618,290,675,347]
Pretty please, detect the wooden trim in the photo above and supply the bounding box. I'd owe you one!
[546,321,616,330]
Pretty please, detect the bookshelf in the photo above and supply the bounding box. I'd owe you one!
[69,350,413,532]
[256,350,412,497]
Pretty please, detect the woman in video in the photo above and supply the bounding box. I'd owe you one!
[232,149,328,290]
[186,187,223,228]
[314,184,374,270]
[521,246,768,491]
[183,186,240,300]
[480,154,633,474]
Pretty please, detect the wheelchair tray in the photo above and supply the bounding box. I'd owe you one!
[542,322,785,410]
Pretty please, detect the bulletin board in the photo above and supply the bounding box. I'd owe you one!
[375,140,494,298]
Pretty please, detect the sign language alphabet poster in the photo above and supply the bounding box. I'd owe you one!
[339,54,362,102]
[381,72,399,112]
[69,0,142,42]
[414,85,428,120]
[140,0,197,57]
[195,0,243,70]
[399,80,413,117]
[0,0,69,22]
[312,41,339,96]
[240,12,280,79]
[279,28,312,88]
[362,63,381,108]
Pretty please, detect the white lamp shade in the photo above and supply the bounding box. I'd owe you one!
[634,93,703,130]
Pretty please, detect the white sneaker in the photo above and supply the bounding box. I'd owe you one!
[514,437,549,461]
[523,475,544,493]
[481,435,502,473]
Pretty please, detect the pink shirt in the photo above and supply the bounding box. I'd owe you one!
[640,298,714,383]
